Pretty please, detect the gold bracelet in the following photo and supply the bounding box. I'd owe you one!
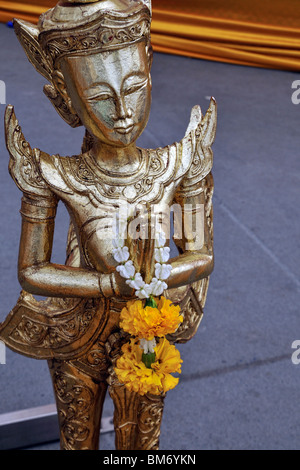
[98,273,113,298]
[110,272,121,298]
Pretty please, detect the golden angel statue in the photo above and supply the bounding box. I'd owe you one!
[0,0,216,451]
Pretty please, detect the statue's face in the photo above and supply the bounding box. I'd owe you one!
[61,42,152,147]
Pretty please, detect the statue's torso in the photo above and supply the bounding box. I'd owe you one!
[7,101,216,276]
[38,146,186,274]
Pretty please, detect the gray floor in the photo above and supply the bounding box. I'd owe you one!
[0,22,299,450]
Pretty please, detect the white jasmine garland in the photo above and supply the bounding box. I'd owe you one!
[113,221,171,299]
[112,238,125,249]
[140,338,156,354]
[155,263,173,281]
[126,272,146,290]
[112,217,173,358]
[136,285,153,300]
[113,246,130,263]
[148,278,168,297]
[155,231,166,248]
[116,260,135,279]
[155,246,170,264]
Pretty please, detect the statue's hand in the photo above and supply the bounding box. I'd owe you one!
[113,271,136,299]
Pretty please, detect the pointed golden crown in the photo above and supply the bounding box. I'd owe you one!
[39,1,151,68]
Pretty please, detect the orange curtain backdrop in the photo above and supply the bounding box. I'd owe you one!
[0,0,299,70]
[151,0,300,71]
[0,1,53,23]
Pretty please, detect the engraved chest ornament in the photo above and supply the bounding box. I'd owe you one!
[58,146,177,206]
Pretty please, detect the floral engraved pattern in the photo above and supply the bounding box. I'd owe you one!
[5,106,52,199]
[52,368,94,450]
[136,393,165,450]
[166,288,203,345]
[65,149,168,204]
[71,340,109,381]
[41,13,151,67]
[15,128,45,189]
[9,299,99,350]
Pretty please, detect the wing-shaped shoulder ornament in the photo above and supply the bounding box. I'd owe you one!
[5,105,51,198]
[167,98,217,344]
[174,97,217,189]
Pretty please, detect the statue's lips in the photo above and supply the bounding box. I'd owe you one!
[114,124,135,135]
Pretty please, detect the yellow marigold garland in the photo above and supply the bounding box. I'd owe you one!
[115,295,184,396]
[114,337,183,396]
[119,296,183,340]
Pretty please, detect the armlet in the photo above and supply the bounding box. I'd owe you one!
[20,195,58,223]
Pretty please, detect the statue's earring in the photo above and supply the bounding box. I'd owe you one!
[45,71,82,128]
[43,83,82,128]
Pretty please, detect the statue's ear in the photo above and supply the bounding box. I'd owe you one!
[43,84,82,128]
[44,72,82,128]
[13,19,53,83]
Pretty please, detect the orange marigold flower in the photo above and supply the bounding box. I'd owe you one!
[157,297,183,334]
[119,297,183,340]
[114,337,183,396]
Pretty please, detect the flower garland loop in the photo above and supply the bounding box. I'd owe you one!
[112,214,183,396]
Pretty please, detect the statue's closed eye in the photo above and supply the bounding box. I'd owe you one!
[87,92,113,102]
[86,78,148,103]
[124,78,148,96]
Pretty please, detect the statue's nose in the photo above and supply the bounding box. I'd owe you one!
[113,96,132,121]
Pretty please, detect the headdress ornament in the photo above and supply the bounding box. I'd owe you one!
[38,0,152,68]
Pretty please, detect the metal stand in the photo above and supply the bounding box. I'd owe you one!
[0,404,114,450]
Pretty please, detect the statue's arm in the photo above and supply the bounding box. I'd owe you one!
[18,196,100,297]
[17,195,115,298]
[167,189,214,290]
[5,105,130,300]
[17,198,132,299]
